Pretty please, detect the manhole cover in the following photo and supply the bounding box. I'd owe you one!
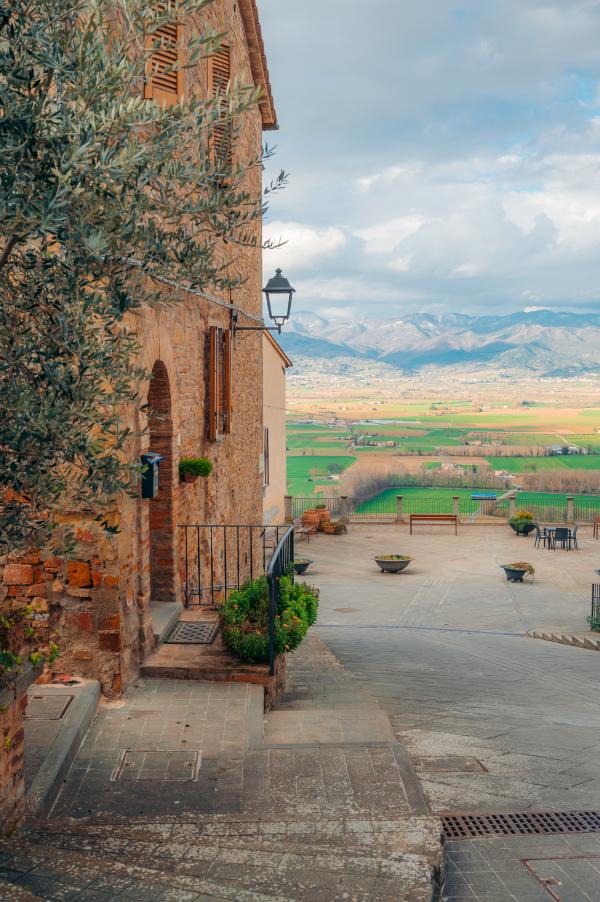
[165,621,219,644]
[525,856,600,900]
[25,695,73,721]
[414,756,486,774]
[111,750,201,782]
[443,810,600,840]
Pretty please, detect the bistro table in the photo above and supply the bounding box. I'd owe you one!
[544,526,573,550]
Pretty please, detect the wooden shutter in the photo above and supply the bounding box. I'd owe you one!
[208,45,232,169]
[222,328,232,435]
[208,327,233,441]
[144,2,181,105]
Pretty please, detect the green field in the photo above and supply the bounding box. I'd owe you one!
[487,456,600,473]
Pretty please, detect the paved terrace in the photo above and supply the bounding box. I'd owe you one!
[305,523,600,899]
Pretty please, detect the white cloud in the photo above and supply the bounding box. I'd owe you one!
[263,222,346,273]
[354,216,430,255]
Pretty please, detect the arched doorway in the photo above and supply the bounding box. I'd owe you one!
[147,361,177,603]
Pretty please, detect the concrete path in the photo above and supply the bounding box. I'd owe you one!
[301,525,600,900]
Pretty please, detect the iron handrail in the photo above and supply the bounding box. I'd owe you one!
[266,525,294,676]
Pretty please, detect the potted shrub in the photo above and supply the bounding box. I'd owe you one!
[293,559,314,575]
[509,510,536,536]
[501,561,535,582]
[179,457,213,484]
[220,575,319,664]
[374,554,412,574]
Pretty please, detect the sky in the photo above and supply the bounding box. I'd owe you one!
[259,0,600,319]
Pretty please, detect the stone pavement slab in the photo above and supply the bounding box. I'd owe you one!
[24,680,100,818]
[443,833,600,901]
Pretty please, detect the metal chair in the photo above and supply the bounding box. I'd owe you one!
[570,524,579,549]
[534,524,548,549]
[553,526,571,550]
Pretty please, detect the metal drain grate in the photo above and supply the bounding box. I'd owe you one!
[165,620,219,644]
[443,810,600,840]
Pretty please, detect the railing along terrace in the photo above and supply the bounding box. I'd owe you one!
[179,524,288,608]
[267,525,295,676]
[288,491,600,524]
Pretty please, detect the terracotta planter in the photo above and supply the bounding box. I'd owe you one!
[316,508,330,527]
[322,524,337,535]
[302,509,320,528]
[181,471,198,484]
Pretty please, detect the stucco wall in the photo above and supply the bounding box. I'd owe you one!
[262,335,290,525]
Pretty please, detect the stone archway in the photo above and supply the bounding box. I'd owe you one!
[147,360,177,603]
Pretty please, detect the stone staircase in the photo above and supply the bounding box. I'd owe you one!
[0,813,442,900]
[1,635,444,900]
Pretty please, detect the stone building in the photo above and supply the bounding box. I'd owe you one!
[262,333,293,525]
[0,0,278,700]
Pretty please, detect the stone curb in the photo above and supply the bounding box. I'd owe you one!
[527,629,600,651]
[26,681,100,819]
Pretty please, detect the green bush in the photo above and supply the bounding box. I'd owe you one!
[587,614,600,633]
[179,457,213,478]
[220,574,319,664]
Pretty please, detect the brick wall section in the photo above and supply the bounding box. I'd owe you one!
[1,1,269,700]
[0,690,27,835]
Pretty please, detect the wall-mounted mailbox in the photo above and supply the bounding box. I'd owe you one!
[141,452,165,499]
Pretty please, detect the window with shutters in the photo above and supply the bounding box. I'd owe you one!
[208,326,232,442]
[208,44,232,171]
[144,2,182,106]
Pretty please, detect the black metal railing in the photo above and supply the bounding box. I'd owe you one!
[179,524,288,608]
[267,525,294,676]
[592,582,600,622]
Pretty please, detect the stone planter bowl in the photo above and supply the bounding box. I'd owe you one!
[501,565,530,583]
[510,522,535,536]
[374,556,412,574]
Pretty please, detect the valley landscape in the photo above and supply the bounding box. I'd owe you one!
[283,312,600,520]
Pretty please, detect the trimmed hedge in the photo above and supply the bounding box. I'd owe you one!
[220,574,319,664]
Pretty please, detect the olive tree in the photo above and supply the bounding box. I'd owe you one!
[0,0,284,550]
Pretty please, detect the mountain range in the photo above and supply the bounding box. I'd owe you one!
[278,310,600,376]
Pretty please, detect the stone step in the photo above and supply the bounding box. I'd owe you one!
[34,813,442,858]
[0,878,39,902]
[18,816,442,899]
[0,835,292,902]
[149,601,182,644]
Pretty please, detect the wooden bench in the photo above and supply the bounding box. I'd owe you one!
[409,513,458,535]
[293,516,317,543]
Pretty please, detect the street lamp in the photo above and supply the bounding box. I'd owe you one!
[263,269,295,333]
[232,269,295,335]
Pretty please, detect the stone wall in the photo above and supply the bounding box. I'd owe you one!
[0,689,27,835]
[0,1,269,699]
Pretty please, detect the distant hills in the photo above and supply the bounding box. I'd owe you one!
[278,310,600,376]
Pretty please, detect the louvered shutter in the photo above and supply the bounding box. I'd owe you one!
[208,327,233,441]
[222,329,232,434]
[208,326,220,442]
[144,2,181,104]
[208,45,232,169]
